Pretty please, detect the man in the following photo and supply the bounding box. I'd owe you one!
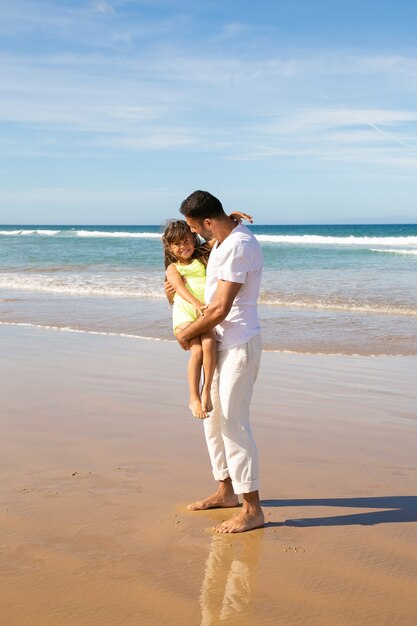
[176,190,264,533]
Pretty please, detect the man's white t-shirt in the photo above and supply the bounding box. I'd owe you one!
[204,223,263,351]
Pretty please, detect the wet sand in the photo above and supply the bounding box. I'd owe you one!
[1,324,417,625]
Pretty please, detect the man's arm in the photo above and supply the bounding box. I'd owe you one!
[176,280,242,349]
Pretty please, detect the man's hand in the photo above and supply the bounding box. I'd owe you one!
[176,328,191,351]
[174,281,241,349]
[164,275,188,304]
[164,279,176,304]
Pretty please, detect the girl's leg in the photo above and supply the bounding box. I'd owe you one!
[201,331,217,414]
[175,322,206,419]
[188,336,205,418]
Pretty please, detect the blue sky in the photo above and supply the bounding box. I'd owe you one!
[1,0,417,224]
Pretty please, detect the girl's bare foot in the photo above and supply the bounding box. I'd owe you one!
[189,396,207,419]
[201,385,213,414]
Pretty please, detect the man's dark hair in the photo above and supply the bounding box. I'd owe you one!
[180,190,226,221]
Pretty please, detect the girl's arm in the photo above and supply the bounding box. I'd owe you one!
[202,212,254,250]
[165,264,205,315]
[229,210,253,224]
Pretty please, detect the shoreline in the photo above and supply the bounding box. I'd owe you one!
[1,324,417,625]
[1,319,417,358]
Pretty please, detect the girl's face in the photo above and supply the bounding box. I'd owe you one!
[169,235,195,262]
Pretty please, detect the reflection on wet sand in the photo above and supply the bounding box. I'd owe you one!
[199,531,262,625]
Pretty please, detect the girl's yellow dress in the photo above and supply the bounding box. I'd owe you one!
[172,258,206,333]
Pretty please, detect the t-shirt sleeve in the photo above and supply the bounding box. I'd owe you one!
[217,243,250,284]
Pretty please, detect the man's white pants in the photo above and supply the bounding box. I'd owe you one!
[203,333,262,495]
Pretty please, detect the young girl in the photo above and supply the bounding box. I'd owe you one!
[163,220,215,419]
[163,213,253,420]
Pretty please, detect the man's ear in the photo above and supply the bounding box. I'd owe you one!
[203,218,212,229]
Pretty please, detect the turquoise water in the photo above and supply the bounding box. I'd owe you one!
[1,224,417,354]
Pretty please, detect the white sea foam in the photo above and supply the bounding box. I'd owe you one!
[259,295,417,316]
[256,234,417,246]
[2,271,416,316]
[2,229,417,246]
[0,229,61,236]
[0,228,161,238]
[0,274,165,299]
[75,230,161,238]
[0,321,173,342]
[370,248,417,256]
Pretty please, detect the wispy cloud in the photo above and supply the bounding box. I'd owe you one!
[2,42,417,170]
[232,105,417,168]
[1,0,417,223]
[91,1,115,15]
[218,22,249,40]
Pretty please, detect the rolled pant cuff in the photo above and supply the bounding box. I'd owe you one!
[232,478,260,495]
[213,469,230,481]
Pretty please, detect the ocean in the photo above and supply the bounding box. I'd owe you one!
[1,223,417,355]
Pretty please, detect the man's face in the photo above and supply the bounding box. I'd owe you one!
[185,216,213,241]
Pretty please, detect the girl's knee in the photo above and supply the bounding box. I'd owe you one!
[201,333,216,348]
[190,342,203,360]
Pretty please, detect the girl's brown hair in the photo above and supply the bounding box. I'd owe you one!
[162,219,210,270]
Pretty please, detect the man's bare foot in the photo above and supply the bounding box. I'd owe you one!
[201,385,213,414]
[187,492,239,511]
[214,506,265,533]
[189,397,207,419]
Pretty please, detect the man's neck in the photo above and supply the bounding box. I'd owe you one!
[213,216,239,245]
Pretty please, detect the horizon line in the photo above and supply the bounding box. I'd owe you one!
[1,222,417,227]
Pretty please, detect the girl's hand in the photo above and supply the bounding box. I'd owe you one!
[193,301,206,317]
[229,210,253,224]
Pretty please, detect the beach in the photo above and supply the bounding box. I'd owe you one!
[1,324,416,625]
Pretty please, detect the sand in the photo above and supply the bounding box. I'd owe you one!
[1,324,416,625]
